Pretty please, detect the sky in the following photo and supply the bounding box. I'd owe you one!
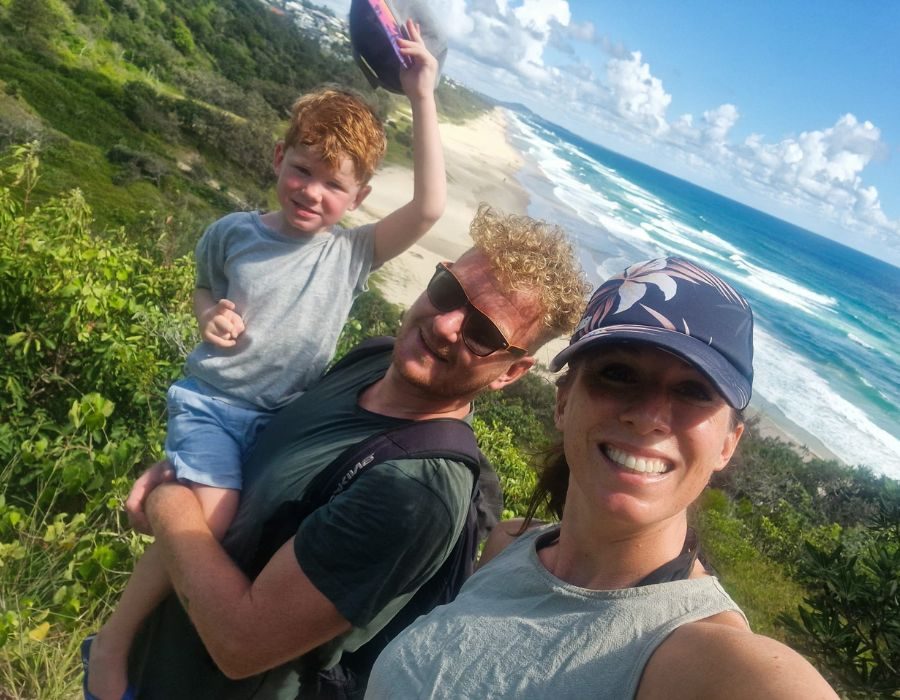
[315,0,900,266]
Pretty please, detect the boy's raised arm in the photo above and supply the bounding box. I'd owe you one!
[371,19,447,268]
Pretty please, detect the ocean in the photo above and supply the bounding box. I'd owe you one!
[505,109,900,480]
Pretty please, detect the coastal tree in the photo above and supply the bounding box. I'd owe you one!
[779,497,900,698]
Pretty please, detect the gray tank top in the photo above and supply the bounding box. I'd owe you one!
[366,525,746,699]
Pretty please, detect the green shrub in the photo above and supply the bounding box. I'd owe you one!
[779,500,900,698]
[694,490,807,639]
[473,418,538,519]
[0,144,193,696]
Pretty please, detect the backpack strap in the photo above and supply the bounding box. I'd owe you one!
[299,418,482,514]
[324,336,396,377]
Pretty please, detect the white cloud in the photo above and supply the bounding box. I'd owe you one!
[430,0,474,39]
[730,115,896,242]
[437,0,571,83]
[701,104,739,145]
[604,51,671,135]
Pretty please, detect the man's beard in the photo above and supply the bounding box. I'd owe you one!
[392,327,497,400]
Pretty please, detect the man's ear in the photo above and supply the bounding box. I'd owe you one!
[349,184,372,211]
[487,356,535,392]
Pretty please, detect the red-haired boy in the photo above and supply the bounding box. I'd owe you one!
[85,22,444,700]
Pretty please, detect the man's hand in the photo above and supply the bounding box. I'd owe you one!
[126,461,176,534]
[397,20,439,101]
[198,298,245,347]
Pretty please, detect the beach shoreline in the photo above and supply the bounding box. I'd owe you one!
[347,107,841,465]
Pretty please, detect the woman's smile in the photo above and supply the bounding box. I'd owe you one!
[601,444,671,475]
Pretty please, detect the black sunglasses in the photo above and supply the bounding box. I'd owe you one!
[426,263,527,358]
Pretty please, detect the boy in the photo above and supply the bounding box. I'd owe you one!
[85,20,444,700]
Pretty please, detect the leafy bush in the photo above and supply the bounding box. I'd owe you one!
[0,144,193,697]
[473,418,538,519]
[779,499,900,698]
[693,489,808,639]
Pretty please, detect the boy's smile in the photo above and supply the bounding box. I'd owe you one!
[267,143,371,237]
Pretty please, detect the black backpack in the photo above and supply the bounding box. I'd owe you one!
[252,338,502,698]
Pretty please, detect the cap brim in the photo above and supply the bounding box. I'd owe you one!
[550,325,752,409]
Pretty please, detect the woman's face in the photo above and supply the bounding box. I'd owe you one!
[555,344,743,531]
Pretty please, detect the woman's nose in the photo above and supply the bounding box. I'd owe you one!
[619,389,672,435]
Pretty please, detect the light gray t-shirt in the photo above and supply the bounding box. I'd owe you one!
[185,211,375,410]
[366,525,746,699]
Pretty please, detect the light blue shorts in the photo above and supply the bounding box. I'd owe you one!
[164,377,273,490]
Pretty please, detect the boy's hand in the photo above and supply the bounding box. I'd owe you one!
[397,19,439,101]
[371,17,445,267]
[126,461,176,534]
[199,299,245,347]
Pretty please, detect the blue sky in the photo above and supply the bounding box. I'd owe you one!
[314,0,900,264]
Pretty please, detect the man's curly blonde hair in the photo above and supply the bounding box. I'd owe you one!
[284,87,386,184]
[470,204,590,348]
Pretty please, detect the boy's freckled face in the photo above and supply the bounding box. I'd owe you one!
[269,143,371,237]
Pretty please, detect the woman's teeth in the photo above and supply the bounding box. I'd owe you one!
[604,445,668,474]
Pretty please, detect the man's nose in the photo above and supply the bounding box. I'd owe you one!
[432,307,467,345]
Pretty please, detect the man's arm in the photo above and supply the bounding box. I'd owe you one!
[371,19,446,267]
[144,483,351,679]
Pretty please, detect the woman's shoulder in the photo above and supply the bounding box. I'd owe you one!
[637,618,838,700]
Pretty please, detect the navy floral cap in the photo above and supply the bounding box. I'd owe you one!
[550,257,754,409]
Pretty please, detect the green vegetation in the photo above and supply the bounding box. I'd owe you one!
[0,1,896,698]
[0,144,188,698]
[1,141,899,699]
[0,0,490,253]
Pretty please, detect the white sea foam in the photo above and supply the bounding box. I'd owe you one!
[640,218,741,264]
[754,326,900,478]
[730,257,838,315]
[847,332,875,350]
[509,114,656,249]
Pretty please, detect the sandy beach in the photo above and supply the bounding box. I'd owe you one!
[347,107,839,463]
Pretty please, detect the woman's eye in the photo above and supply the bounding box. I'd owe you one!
[676,382,714,402]
[589,363,635,385]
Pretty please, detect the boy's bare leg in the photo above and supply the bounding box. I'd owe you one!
[87,485,239,699]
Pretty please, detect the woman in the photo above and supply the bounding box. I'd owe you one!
[366,257,837,699]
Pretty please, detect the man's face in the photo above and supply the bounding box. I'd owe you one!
[392,250,543,399]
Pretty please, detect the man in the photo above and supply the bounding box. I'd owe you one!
[123,205,589,698]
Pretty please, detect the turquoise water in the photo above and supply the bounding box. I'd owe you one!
[507,109,900,479]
